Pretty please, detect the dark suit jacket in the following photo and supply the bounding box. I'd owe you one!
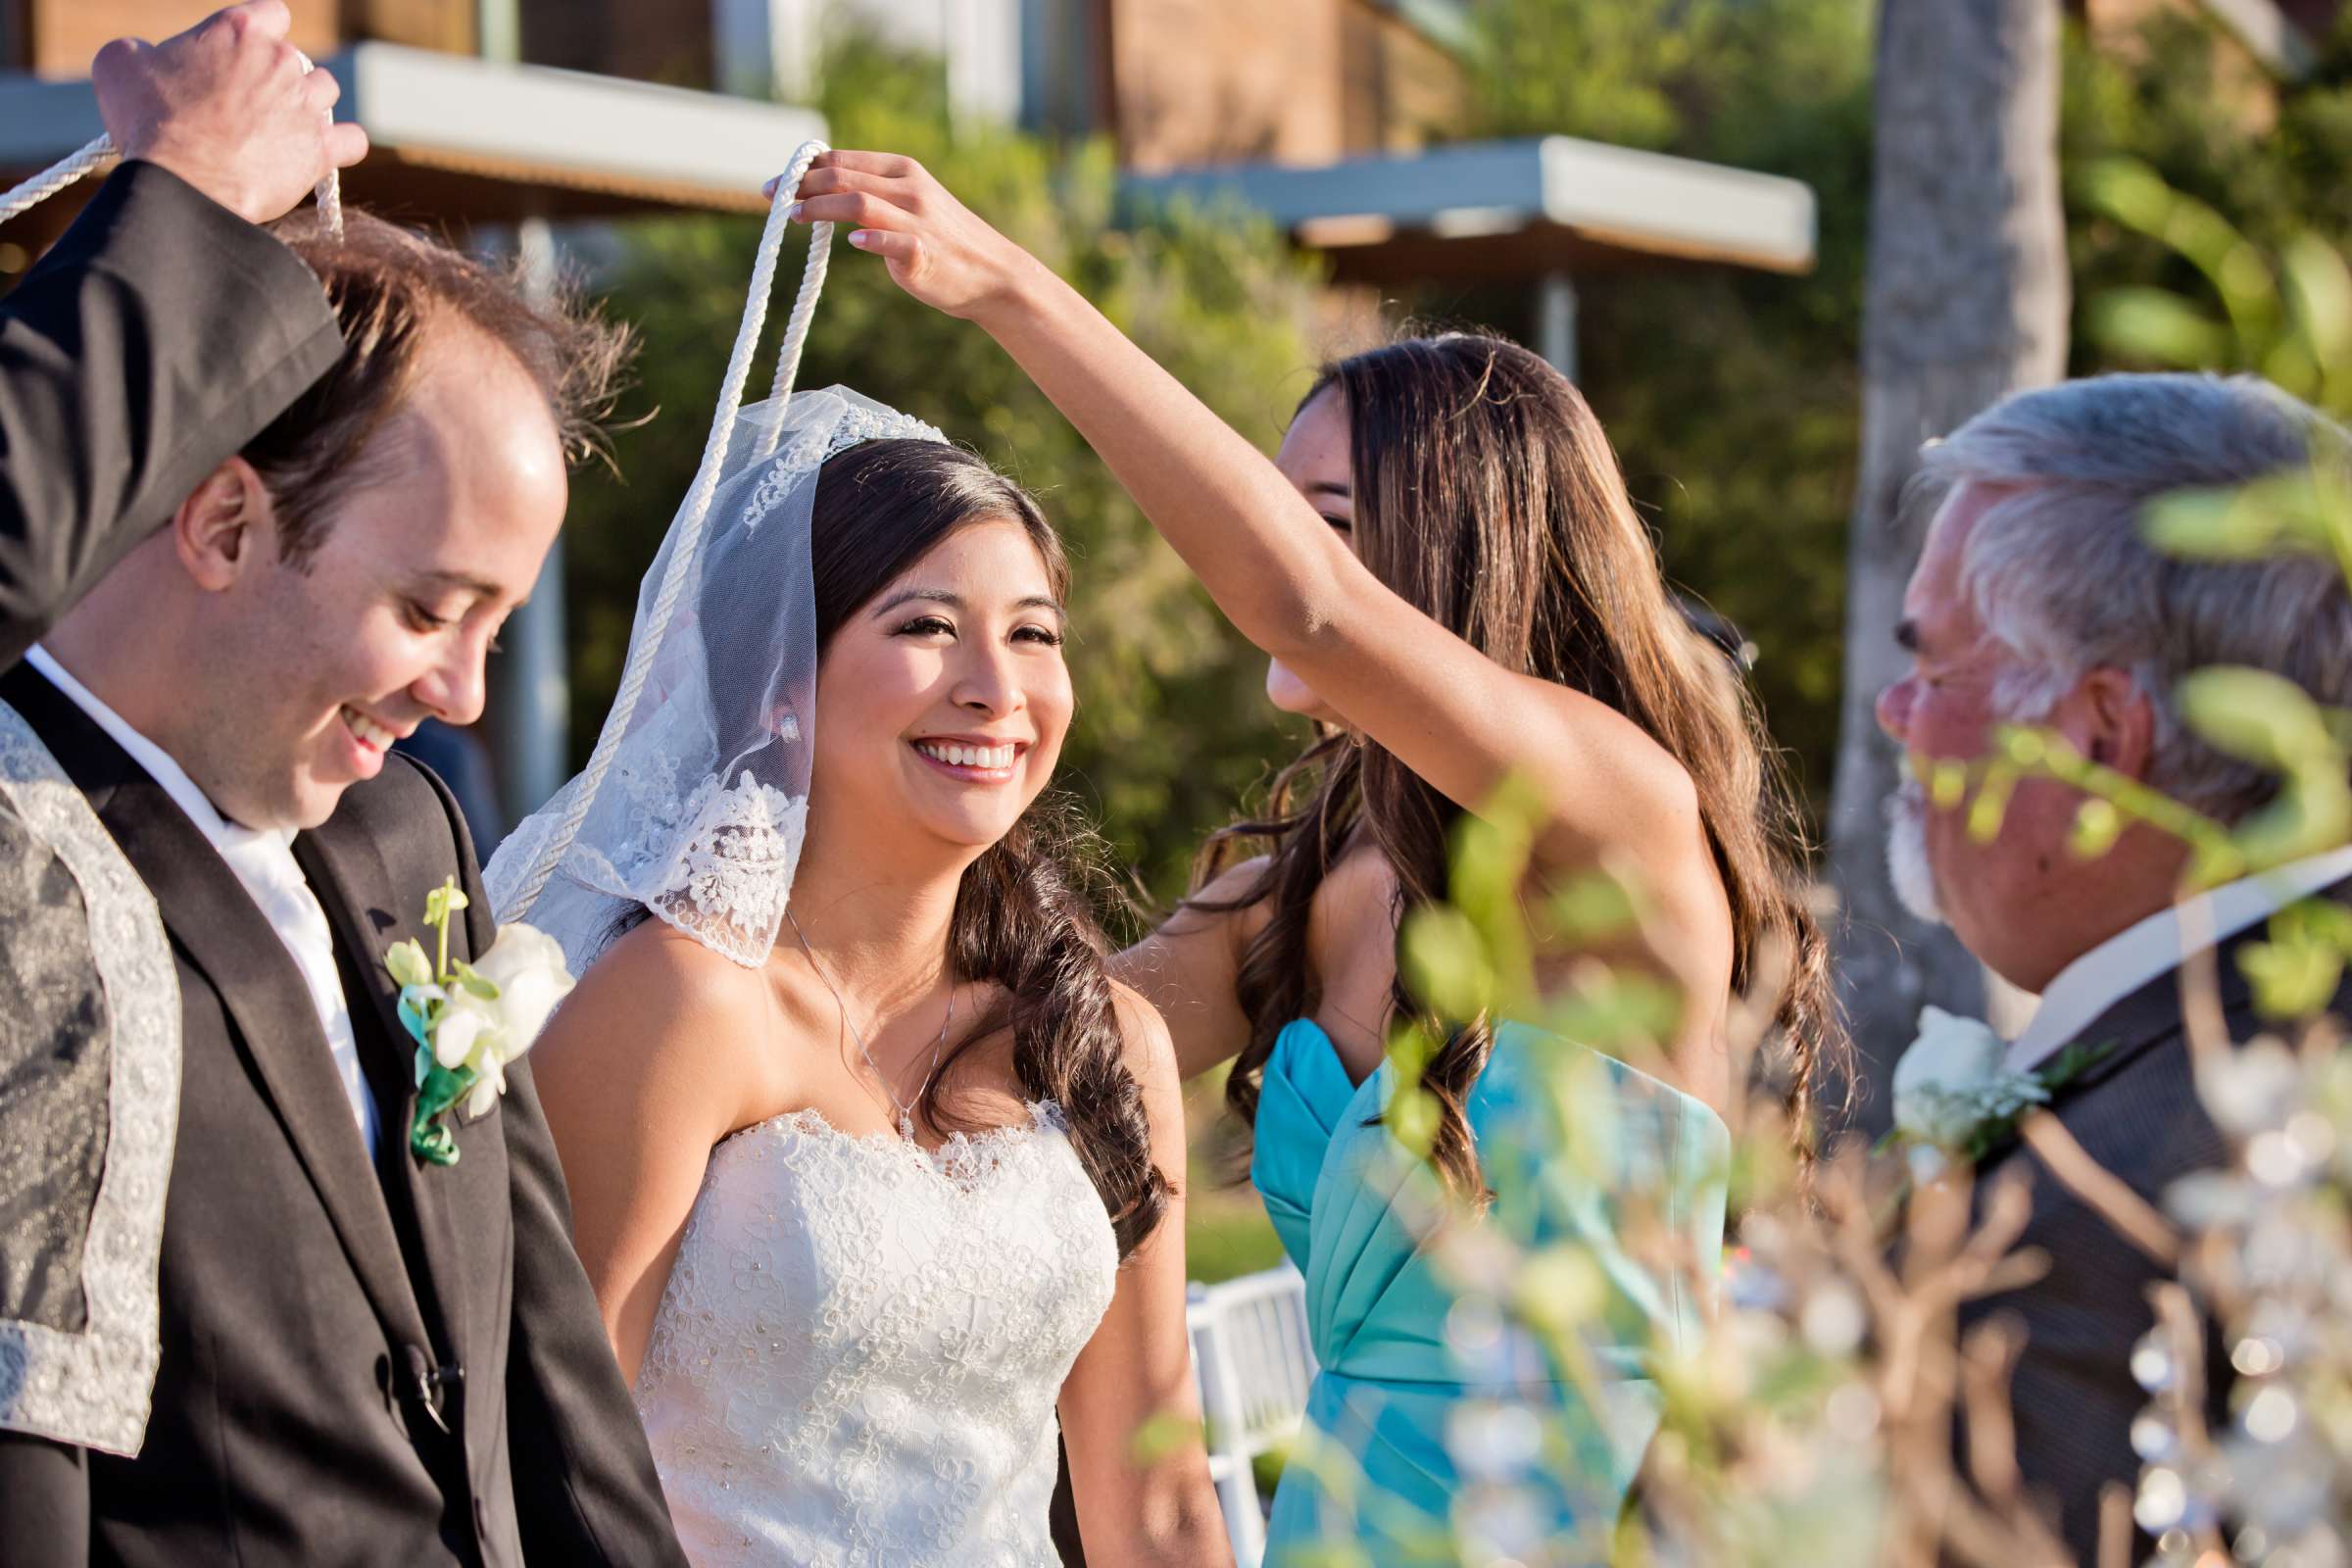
[0,161,346,1466]
[1959,900,2336,1563]
[0,663,687,1567]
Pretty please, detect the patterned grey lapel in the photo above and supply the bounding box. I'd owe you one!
[0,698,179,1457]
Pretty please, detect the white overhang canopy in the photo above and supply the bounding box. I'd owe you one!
[1124,135,1819,283]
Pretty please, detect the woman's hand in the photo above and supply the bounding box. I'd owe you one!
[784,150,1040,321]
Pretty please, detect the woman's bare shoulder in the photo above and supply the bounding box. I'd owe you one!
[1156,854,1276,942]
[575,919,768,1009]
[545,919,778,1092]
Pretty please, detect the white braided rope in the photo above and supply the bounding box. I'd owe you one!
[312,151,342,237]
[500,138,836,921]
[0,51,344,231]
[0,134,343,232]
[0,137,120,223]
[753,196,832,465]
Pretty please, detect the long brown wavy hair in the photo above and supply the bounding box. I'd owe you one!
[816,441,1173,1260]
[1193,333,1842,1198]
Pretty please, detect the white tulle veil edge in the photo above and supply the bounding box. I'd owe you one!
[483,142,950,975]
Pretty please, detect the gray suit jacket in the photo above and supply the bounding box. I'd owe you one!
[0,663,689,1567]
[0,160,342,667]
[1959,898,2337,1563]
[0,165,687,1564]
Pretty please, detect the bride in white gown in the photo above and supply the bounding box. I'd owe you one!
[485,382,1229,1567]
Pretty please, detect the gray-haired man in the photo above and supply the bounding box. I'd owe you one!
[1876,371,2352,1559]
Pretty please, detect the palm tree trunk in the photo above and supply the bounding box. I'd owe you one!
[1826,0,2070,1132]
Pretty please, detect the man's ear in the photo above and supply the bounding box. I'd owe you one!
[170,457,277,592]
[2055,665,2158,779]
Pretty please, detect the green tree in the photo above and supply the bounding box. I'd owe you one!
[1451,0,2352,837]
[2063,9,2352,385]
[560,33,1327,910]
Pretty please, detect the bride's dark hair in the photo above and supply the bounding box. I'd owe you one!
[808,439,1172,1260]
[1193,333,1845,1197]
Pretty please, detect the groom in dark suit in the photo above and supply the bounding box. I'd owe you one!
[0,8,685,1564]
[1874,371,2352,1562]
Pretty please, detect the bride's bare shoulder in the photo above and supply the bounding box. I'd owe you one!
[544,917,778,1079]
[532,922,783,1177]
[581,918,765,1004]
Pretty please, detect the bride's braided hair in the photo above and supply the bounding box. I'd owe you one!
[810,441,1173,1260]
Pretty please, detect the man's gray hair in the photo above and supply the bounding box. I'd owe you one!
[1916,371,2352,824]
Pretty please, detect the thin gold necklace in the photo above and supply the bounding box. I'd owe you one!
[785,909,953,1138]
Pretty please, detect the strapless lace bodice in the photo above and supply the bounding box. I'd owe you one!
[634,1102,1118,1566]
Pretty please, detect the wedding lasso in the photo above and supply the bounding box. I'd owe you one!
[496,136,837,920]
[0,51,343,231]
[0,78,837,922]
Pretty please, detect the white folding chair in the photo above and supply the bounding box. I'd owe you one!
[1187,1262,1318,1568]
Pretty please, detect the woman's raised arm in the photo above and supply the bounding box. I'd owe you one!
[789,152,1711,886]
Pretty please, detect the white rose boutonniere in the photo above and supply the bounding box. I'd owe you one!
[1887,1005,2111,1180]
[384,876,576,1166]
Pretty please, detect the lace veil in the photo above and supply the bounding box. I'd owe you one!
[485,144,947,972]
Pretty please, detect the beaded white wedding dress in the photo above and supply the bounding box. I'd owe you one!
[632,1101,1118,1567]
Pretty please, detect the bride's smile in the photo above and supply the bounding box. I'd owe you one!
[909,732,1028,782]
[809,515,1072,856]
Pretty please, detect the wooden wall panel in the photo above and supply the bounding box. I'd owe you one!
[519,0,712,87]
[25,0,339,76]
[1106,0,1347,172]
[342,0,473,53]
[1106,0,1462,172]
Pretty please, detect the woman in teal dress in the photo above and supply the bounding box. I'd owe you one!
[787,152,1842,1563]
[1252,1004,1740,1557]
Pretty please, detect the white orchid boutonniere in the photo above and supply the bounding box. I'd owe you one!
[1886,1005,2112,1180]
[384,876,575,1166]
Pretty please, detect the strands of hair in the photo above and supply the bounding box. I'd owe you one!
[246,210,636,566]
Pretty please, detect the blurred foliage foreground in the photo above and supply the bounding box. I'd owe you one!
[1261,193,2352,1567]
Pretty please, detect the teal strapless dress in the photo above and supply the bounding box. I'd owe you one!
[1252,1018,1729,1565]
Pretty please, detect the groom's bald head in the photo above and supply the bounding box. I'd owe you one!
[246,210,632,564]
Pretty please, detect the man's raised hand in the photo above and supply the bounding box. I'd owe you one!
[91,2,368,225]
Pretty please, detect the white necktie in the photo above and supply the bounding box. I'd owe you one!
[211,826,380,1158]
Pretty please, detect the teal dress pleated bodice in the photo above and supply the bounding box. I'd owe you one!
[1251,1018,1730,1565]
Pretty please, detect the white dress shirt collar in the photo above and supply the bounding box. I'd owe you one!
[2005,843,2352,1074]
[23,645,294,856]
